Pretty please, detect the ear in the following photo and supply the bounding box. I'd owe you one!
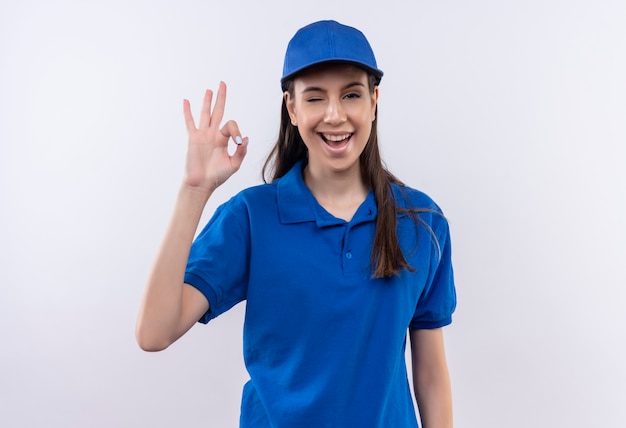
[370,86,379,121]
[284,91,297,126]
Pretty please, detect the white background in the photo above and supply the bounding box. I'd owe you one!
[1,0,625,427]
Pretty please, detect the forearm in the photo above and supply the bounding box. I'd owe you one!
[136,184,212,351]
[414,365,453,428]
[410,328,453,428]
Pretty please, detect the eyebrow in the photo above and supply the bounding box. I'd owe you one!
[300,81,366,94]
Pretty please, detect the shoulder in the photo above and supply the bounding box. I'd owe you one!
[196,183,278,242]
[390,182,451,243]
[391,182,443,214]
[234,181,278,202]
[210,182,275,223]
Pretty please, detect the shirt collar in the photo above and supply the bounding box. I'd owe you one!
[277,160,378,227]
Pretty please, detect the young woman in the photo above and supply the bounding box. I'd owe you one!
[136,20,456,428]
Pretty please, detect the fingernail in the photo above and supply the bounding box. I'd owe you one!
[235,136,243,145]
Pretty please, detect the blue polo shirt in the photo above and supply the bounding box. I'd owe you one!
[184,160,456,428]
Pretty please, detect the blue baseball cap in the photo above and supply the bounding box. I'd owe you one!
[281,20,384,87]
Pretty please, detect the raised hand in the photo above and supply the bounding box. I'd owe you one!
[182,82,248,192]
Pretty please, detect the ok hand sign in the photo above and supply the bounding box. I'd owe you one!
[182,82,248,192]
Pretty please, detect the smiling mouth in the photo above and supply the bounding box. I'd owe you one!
[320,133,352,145]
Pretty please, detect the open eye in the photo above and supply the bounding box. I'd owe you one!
[344,92,362,100]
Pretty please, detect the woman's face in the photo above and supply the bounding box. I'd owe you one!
[285,64,378,178]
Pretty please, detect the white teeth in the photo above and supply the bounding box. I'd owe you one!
[322,133,351,142]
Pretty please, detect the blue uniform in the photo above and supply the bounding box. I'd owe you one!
[185,160,456,427]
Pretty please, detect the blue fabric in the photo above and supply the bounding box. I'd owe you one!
[184,160,456,427]
[281,20,384,85]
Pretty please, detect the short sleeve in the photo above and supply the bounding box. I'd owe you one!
[409,216,457,329]
[184,199,250,324]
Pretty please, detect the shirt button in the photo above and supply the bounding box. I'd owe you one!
[345,252,352,259]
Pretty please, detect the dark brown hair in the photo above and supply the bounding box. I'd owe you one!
[263,72,418,278]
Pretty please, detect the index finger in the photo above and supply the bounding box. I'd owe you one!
[219,119,243,143]
[209,81,227,128]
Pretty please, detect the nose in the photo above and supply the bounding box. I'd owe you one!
[323,98,346,125]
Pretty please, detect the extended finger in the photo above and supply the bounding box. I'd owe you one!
[209,81,227,128]
[198,89,214,129]
[183,99,197,133]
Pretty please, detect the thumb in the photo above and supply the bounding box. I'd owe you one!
[229,137,249,171]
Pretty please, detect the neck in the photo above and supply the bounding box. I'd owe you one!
[303,161,369,221]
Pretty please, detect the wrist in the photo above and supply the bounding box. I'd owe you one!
[178,182,213,208]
